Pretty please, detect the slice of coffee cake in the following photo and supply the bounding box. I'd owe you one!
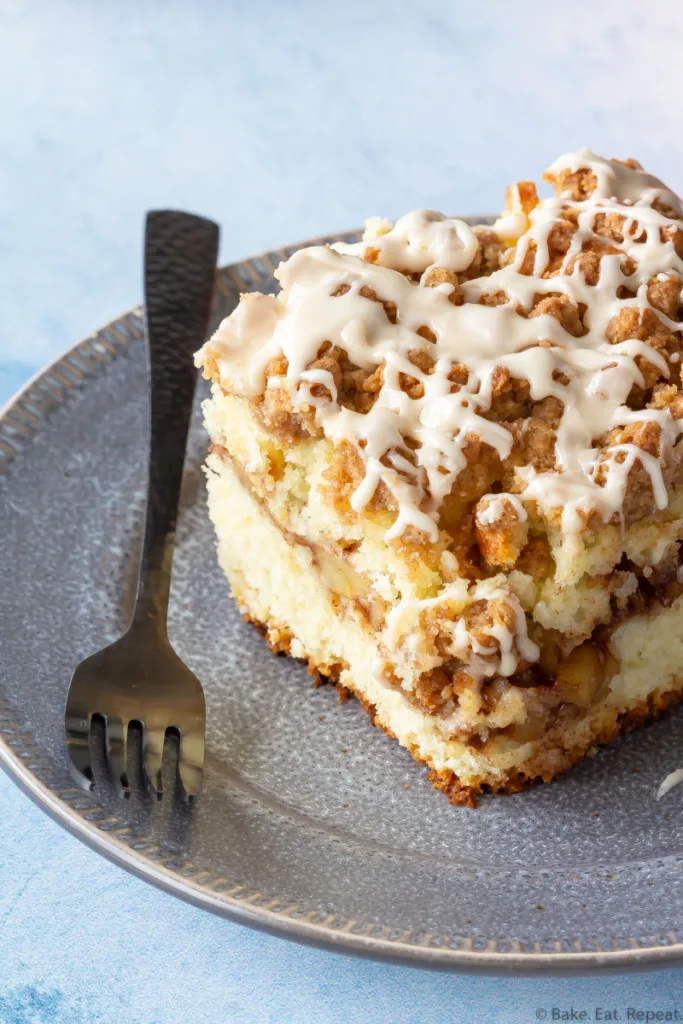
[196,149,683,805]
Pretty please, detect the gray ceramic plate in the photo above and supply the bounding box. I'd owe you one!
[2,231,683,975]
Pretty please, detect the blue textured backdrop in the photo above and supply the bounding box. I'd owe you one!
[2,1,683,1020]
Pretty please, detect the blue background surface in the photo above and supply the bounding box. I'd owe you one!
[2,1,683,1019]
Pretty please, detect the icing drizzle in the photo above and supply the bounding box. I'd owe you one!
[200,149,683,543]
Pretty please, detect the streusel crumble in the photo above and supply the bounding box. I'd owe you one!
[196,149,683,804]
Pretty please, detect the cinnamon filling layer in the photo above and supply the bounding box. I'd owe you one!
[211,444,682,745]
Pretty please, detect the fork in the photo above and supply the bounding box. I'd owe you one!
[65,209,219,801]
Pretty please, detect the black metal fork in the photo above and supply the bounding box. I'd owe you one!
[65,210,219,800]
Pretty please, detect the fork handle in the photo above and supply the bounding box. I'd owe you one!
[133,210,219,635]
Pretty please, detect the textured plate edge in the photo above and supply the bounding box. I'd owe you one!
[1,236,682,975]
[1,731,681,977]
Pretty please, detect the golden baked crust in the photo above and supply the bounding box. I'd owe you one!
[240,599,683,807]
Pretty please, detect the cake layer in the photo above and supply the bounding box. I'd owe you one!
[206,453,683,803]
[204,386,683,725]
[196,148,683,801]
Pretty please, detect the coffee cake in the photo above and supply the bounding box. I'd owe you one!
[196,149,683,804]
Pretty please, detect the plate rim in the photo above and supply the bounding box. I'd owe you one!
[1,231,682,975]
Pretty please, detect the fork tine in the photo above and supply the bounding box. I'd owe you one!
[178,729,205,801]
[142,726,165,800]
[65,717,94,793]
[104,717,130,799]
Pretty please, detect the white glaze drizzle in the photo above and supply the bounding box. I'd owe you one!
[198,150,683,684]
[200,148,683,546]
[333,209,479,274]
[657,767,683,800]
[383,575,539,683]
[476,493,528,527]
[448,585,539,678]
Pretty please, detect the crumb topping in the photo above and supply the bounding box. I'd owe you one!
[198,148,683,550]
[198,149,683,687]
